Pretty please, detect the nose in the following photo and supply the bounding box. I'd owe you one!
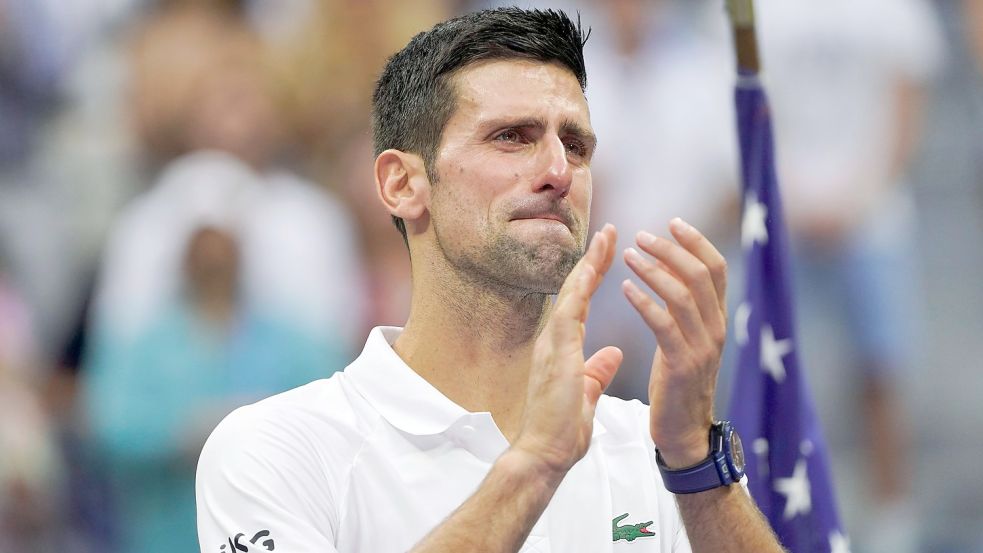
[534,135,573,197]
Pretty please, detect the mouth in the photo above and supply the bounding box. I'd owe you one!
[513,214,566,224]
[510,212,575,231]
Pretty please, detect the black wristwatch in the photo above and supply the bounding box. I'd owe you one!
[655,421,746,494]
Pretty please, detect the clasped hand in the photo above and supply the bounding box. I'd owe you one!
[513,219,728,475]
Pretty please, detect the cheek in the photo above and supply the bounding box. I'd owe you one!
[573,172,592,213]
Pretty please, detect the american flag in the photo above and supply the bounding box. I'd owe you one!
[727,72,850,553]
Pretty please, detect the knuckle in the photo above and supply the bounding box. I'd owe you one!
[710,327,726,349]
[715,319,727,342]
[711,258,728,279]
[665,285,692,307]
[687,263,712,284]
[653,313,677,336]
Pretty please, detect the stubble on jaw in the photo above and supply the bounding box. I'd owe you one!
[433,217,586,297]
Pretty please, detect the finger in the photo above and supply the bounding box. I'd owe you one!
[624,247,710,348]
[583,346,623,408]
[555,229,603,310]
[634,231,725,346]
[668,218,728,313]
[556,225,616,324]
[548,230,606,349]
[578,224,617,297]
[621,279,690,367]
[594,224,618,280]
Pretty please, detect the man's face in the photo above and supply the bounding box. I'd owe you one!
[427,59,595,294]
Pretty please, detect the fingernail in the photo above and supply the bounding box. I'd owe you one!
[625,247,643,262]
[636,231,657,247]
[621,279,638,296]
[671,217,696,235]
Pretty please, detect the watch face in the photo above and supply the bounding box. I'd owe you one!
[729,430,746,474]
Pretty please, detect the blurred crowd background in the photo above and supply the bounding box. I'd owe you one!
[0,0,980,552]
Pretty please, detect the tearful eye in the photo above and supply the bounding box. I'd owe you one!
[564,140,587,158]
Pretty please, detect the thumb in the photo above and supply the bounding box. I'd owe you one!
[583,346,623,408]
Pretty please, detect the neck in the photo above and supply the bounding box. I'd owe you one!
[192,289,238,329]
[393,260,552,442]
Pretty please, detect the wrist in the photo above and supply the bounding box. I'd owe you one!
[656,441,711,469]
[653,427,712,469]
[498,447,567,491]
[656,421,746,495]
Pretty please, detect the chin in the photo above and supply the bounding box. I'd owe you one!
[510,244,581,293]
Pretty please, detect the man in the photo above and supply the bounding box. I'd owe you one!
[196,8,785,552]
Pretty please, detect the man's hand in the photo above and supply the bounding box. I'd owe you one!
[622,218,728,467]
[513,223,623,475]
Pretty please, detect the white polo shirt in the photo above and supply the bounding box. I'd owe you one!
[196,327,693,552]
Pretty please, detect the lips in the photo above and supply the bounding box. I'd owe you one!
[509,207,576,231]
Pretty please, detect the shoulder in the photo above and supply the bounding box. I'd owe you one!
[200,376,373,475]
[196,375,379,548]
[196,375,379,510]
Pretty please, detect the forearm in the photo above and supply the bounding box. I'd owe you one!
[409,448,564,553]
[676,485,786,553]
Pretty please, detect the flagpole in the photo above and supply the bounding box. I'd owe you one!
[724,1,850,550]
[725,0,761,75]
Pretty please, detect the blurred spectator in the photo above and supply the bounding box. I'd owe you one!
[267,0,450,182]
[755,0,944,551]
[0,264,64,551]
[335,136,412,328]
[253,0,454,330]
[83,219,340,553]
[92,152,366,359]
[579,0,739,400]
[0,0,90,361]
[0,0,68,172]
[127,0,274,169]
[967,0,983,75]
[107,0,367,351]
[965,0,983,207]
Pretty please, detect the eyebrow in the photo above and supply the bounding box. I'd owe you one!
[480,116,597,150]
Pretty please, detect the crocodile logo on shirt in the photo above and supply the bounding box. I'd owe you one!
[612,513,656,543]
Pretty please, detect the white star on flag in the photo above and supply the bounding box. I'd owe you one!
[735,302,752,346]
[774,458,811,520]
[829,530,851,553]
[760,325,792,382]
[752,438,769,478]
[741,192,768,249]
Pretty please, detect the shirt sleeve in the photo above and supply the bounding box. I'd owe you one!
[196,404,340,553]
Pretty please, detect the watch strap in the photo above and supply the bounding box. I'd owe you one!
[656,449,733,494]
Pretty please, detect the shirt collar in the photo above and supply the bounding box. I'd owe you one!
[344,327,469,436]
[344,326,606,439]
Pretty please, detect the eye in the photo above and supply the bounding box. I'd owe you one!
[494,129,522,143]
[564,139,588,158]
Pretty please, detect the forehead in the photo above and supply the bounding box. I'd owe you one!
[445,59,591,131]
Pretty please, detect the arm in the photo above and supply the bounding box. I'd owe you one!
[622,217,784,552]
[409,449,563,552]
[410,225,623,552]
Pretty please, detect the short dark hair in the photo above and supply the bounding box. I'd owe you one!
[371,7,590,243]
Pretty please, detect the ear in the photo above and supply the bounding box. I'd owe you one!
[375,149,430,223]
